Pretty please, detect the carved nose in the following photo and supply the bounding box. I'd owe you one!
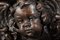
[23,22,31,27]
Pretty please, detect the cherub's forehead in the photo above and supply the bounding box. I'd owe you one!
[18,0,28,1]
[18,0,29,2]
[15,5,36,16]
[17,0,35,3]
[15,9,36,18]
[18,0,33,1]
[15,11,34,17]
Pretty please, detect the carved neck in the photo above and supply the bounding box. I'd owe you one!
[21,36,40,40]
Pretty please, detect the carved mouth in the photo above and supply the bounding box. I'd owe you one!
[25,30,34,36]
[26,30,32,33]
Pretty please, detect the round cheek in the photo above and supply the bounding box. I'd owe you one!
[19,27,27,36]
[31,19,42,32]
[17,23,25,33]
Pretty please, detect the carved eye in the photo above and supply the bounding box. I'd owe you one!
[17,19,23,23]
[29,16,33,20]
[29,16,39,20]
[21,4,30,9]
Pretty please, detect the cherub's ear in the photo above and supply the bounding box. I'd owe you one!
[0,3,9,13]
[46,0,59,13]
[37,0,44,2]
[37,0,59,13]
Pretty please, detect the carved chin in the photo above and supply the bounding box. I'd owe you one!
[26,32,34,36]
[24,30,34,36]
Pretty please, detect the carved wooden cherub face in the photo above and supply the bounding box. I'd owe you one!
[17,0,28,2]
[14,1,42,37]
